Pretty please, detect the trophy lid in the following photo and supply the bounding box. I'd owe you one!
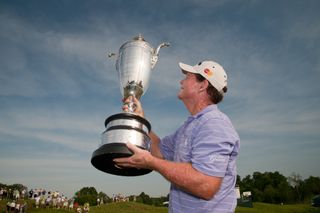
[118,34,152,53]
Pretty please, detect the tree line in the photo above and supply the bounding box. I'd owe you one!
[237,171,320,204]
[62,171,320,206]
[2,171,319,206]
[73,187,168,206]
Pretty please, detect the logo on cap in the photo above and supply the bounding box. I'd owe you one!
[203,68,213,76]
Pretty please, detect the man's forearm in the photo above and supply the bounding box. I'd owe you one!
[113,141,222,200]
[149,131,163,159]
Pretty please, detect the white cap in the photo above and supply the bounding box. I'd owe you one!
[179,60,227,93]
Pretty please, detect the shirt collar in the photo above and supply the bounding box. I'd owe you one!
[187,104,218,121]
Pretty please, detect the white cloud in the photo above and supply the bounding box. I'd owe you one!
[0,104,117,152]
[0,12,120,98]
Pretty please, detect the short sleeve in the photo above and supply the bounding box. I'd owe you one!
[160,134,175,161]
[191,118,236,177]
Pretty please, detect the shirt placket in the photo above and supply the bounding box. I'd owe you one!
[174,116,195,162]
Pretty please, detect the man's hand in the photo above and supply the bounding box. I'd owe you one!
[122,96,145,117]
[113,142,154,170]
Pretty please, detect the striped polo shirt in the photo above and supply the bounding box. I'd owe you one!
[160,104,240,213]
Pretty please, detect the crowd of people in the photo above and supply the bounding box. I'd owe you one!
[0,188,27,201]
[30,189,73,209]
[1,188,27,213]
[1,187,90,212]
[112,193,129,202]
[2,187,133,212]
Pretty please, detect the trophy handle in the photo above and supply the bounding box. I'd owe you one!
[151,42,170,69]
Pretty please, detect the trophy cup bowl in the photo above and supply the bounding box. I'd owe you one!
[91,35,169,176]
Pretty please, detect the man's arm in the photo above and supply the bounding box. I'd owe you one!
[149,131,163,159]
[151,156,222,200]
[114,143,222,200]
[122,96,164,159]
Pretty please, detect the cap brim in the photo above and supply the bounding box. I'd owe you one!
[179,62,197,74]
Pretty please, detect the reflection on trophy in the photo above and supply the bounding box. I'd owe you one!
[91,35,169,176]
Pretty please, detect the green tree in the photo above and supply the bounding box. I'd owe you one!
[240,175,253,192]
[304,176,320,201]
[288,173,304,203]
[98,191,111,204]
[268,171,290,203]
[252,188,263,202]
[239,171,295,203]
[278,181,293,203]
[264,184,276,203]
[74,187,98,206]
[151,196,168,206]
[137,192,152,205]
[252,171,267,191]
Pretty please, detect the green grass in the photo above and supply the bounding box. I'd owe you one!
[91,202,167,213]
[236,202,320,213]
[1,200,320,213]
[0,201,167,213]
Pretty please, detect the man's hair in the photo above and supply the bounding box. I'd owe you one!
[195,74,227,104]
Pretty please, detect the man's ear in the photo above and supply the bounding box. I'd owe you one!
[199,80,209,91]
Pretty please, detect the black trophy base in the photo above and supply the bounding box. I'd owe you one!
[91,143,152,176]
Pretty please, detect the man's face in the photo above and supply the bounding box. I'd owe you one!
[178,72,201,101]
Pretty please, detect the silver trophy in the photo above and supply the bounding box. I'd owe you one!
[91,35,169,176]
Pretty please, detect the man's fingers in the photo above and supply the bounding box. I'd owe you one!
[113,157,130,163]
[113,142,146,169]
[126,142,140,153]
[113,143,138,164]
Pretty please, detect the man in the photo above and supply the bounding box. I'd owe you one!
[114,60,240,212]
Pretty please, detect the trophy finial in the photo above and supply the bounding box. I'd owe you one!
[133,34,145,41]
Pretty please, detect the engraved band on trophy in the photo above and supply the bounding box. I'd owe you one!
[91,35,169,176]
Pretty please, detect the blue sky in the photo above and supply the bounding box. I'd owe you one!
[1,0,320,198]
